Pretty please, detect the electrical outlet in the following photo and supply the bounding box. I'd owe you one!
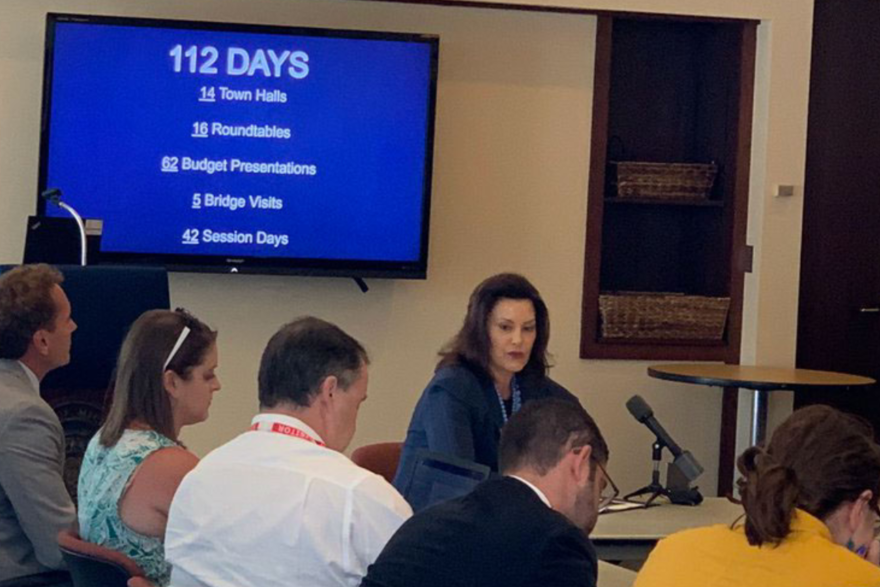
[774,184,795,197]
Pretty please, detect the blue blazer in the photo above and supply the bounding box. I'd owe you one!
[393,363,577,491]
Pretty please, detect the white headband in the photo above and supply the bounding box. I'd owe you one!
[163,326,191,371]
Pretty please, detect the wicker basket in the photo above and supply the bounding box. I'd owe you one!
[612,162,718,201]
[599,292,730,340]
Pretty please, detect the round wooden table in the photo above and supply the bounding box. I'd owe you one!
[647,364,875,445]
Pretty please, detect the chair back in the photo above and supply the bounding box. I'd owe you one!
[351,442,403,484]
[57,528,144,587]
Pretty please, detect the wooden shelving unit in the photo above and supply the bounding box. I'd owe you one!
[580,15,757,362]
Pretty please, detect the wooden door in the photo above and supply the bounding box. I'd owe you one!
[796,0,880,429]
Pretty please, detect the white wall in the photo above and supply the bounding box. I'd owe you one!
[0,0,814,496]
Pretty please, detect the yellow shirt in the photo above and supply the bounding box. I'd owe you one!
[634,509,880,587]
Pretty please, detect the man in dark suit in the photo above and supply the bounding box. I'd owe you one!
[0,265,77,587]
[361,398,611,587]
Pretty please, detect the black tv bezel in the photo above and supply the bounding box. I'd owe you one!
[38,13,439,279]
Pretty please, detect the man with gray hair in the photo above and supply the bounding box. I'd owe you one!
[0,264,77,587]
[361,398,612,587]
[165,317,412,587]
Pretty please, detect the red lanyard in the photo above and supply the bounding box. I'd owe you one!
[249,421,326,447]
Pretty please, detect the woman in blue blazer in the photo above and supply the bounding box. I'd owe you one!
[393,273,576,491]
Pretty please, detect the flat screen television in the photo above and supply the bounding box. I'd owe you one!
[38,13,439,278]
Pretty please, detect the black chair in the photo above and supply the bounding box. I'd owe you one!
[0,571,72,587]
[397,449,491,512]
[57,528,144,587]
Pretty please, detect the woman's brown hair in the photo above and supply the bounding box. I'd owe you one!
[100,309,216,446]
[437,273,551,382]
[736,404,880,546]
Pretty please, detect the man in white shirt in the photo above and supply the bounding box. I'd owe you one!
[165,316,412,587]
[0,264,78,587]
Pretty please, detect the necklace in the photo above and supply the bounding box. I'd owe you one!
[494,376,522,424]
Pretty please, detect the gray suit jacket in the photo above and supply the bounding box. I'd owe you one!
[0,359,75,584]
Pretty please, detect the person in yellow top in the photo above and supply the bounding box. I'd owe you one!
[634,405,880,587]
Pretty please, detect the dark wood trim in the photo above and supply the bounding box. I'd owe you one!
[604,197,725,207]
[579,15,613,359]
[716,23,755,495]
[717,386,738,496]
[584,341,729,361]
[722,21,757,365]
[349,0,759,24]
[599,337,727,347]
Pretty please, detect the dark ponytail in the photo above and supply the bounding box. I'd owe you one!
[735,405,880,547]
[736,447,800,545]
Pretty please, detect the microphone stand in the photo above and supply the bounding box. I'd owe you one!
[624,438,704,506]
[623,440,671,506]
[42,188,87,266]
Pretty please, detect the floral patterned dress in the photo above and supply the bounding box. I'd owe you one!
[78,429,178,586]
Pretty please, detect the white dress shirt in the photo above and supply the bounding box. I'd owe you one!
[165,414,412,587]
[508,475,553,508]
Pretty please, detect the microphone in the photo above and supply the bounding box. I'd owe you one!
[626,394,703,482]
[41,187,63,205]
[626,394,684,456]
[41,187,87,266]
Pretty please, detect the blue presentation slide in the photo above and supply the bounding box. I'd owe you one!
[45,22,434,262]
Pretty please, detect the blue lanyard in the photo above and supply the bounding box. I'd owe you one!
[495,377,522,424]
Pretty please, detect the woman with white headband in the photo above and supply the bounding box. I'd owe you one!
[77,309,220,586]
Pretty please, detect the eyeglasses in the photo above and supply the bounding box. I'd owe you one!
[574,446,619,510]
[593,458,620,510]
[868,501,880,539]
[854,503,880,558]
